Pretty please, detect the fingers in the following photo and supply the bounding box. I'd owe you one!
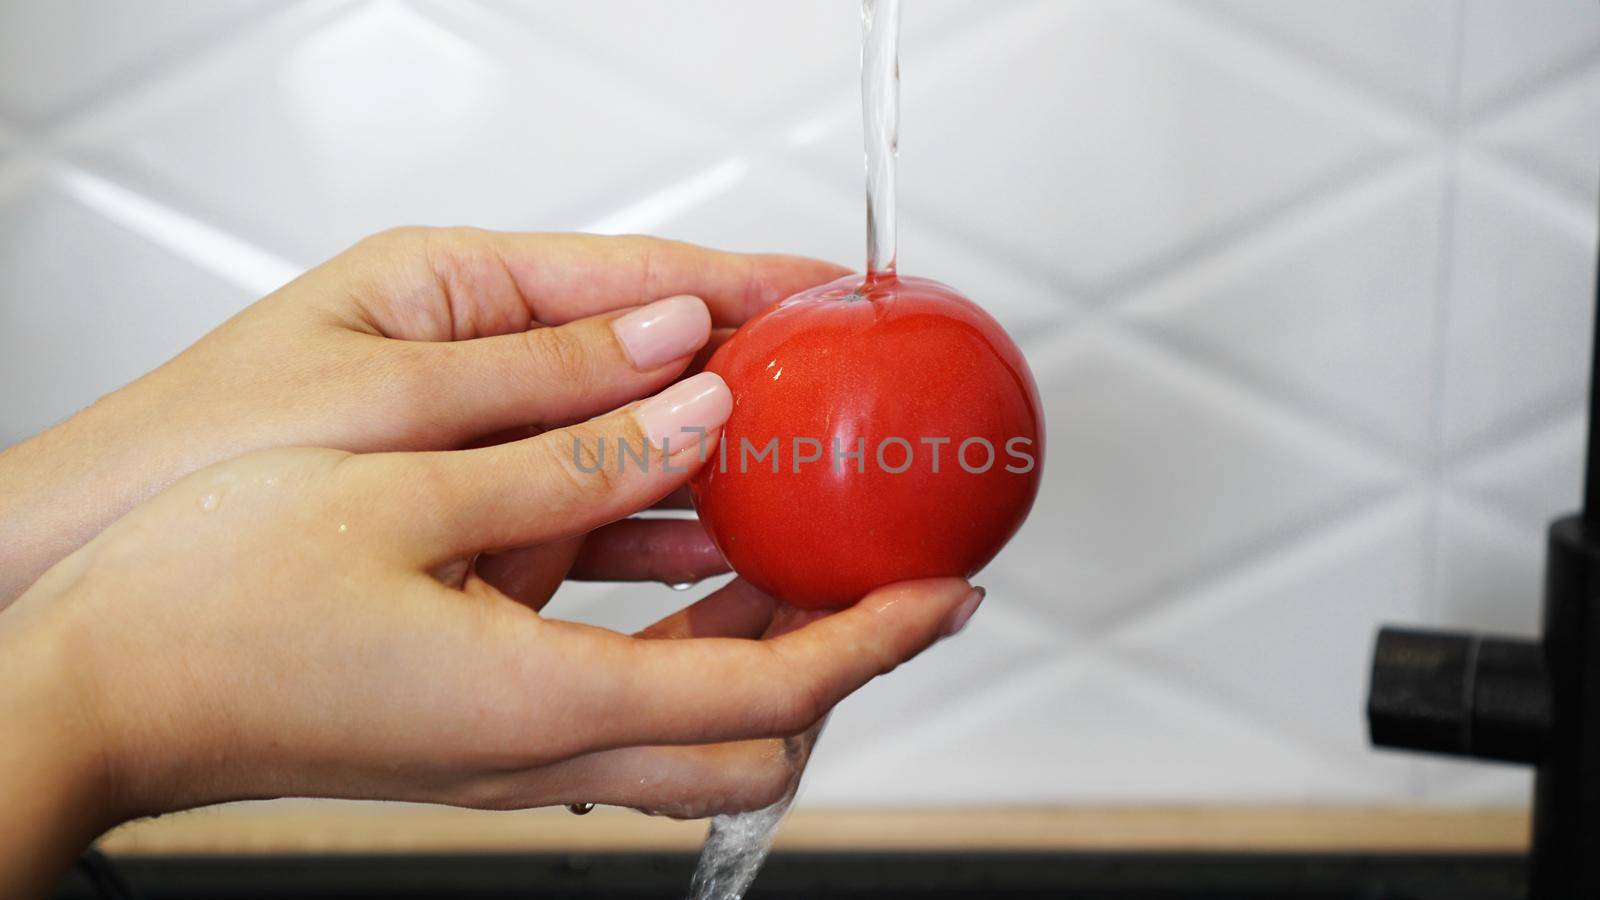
[457,423,543,450]
[762,603,829,640]
[474,518,726,609]
[411,293,713,436]
[634,578,778,640]
[684,326,735,377]
[445,323,733,456]
[565,578,981,752]
[569,518,729,584]
[347,228,848,339]
[459,740,796,818]
[371,372,731,561]
[650,486,694,510]
[473,539,582,611]
[481,232,851,327]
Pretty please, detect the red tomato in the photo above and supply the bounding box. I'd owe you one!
[690,273,1044,609]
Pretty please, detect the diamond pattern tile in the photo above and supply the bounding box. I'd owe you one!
[801,0,1419,290]
[896,214,1077,345]
[2,1,1596,810]
[0,154,39,207]
[612,158,1070,340]
[1126,165,1445,452]
[1194,0,1459,119]
[1456,412,1587,525]
[610,158,858,272]
[0,0,269,124]
[1458,0,1600,111]
[1438,157,1596,454]
[807,590,1065,802]
[811,657,1383,805]
[1477,59,1600,203]
[496,0,985,128]
[1003,329,1401,631]
[63,0,719,266]
[1430,492,1545,636]
[0,181,253,446]
[1115,499,1426,787]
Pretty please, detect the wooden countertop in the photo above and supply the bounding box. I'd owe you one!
[99,804,1530,855]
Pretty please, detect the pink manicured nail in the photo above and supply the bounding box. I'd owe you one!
[612,294,712,370]
[941,587,986,638]
[634,372,732,457]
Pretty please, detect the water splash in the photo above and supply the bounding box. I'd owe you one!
[686,723,825,900]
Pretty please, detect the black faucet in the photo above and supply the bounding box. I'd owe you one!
[1366,238,1600,898]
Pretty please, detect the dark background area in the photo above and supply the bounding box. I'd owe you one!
[54,850,1528,900]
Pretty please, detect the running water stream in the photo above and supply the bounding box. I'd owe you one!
[862,0,900,280]
[684,723,825,900]
[683,2,901,897]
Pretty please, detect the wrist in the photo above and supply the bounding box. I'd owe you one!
[0,385,182,605]
[0,600,127,892]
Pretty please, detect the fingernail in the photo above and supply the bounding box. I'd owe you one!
[635,372,732,457]
[612,295,712,370]
[940,587,985,638]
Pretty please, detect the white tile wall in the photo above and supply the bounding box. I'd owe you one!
[1,0,1596,808]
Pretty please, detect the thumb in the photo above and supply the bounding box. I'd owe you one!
[368,372,732,563]
[410,294,713,435]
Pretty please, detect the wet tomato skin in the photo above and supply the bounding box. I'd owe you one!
[690,274,1044,609]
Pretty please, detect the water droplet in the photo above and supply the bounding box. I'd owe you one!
[198,492,220,513]
[567,802,594,816]
[670,582,694,592]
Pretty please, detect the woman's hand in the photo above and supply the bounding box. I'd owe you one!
[0,229,847,604]
[0,382,982,894]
